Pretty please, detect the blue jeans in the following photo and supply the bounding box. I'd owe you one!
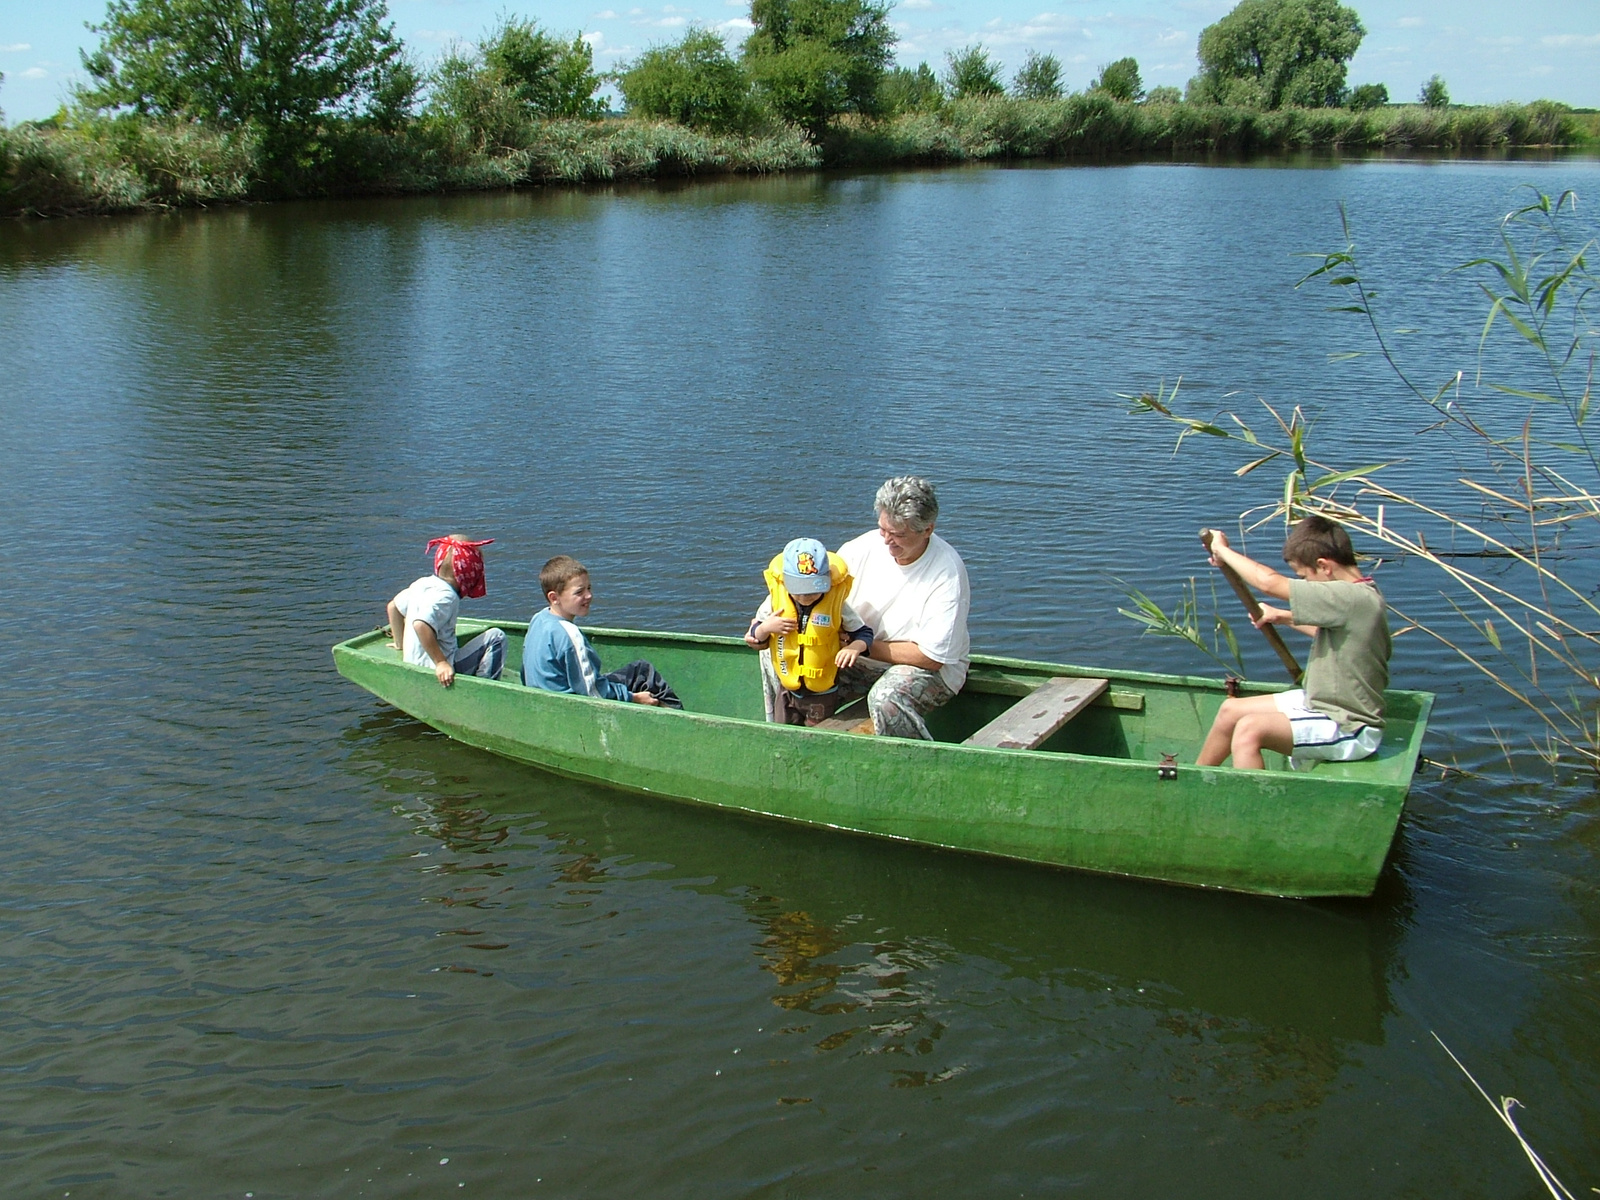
[453,629,506,681]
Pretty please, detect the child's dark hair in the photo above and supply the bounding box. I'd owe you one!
[540,555,588,599]
[1282,516,1357,568]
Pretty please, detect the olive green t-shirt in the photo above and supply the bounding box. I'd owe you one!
[1289,579,1391,732]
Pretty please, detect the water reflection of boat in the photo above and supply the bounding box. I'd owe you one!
[333,623,1433,898]
[345,709,1401,1058]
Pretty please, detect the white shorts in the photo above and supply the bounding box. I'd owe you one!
[1272,689,1382,762]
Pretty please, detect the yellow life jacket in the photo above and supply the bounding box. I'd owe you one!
[764,551,853,693]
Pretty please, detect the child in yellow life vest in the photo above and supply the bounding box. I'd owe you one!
[745,537,874,726]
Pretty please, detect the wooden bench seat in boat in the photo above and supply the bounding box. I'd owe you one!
[962,676,1108,750]
[811,700,872,734]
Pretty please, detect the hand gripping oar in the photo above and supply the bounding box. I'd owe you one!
[1199,529,1303,684]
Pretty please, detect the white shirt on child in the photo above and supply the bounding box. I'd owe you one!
[393,575,460,667]
[838,531,971,692]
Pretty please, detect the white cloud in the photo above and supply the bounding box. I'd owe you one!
[1396,17,1423,28]
[634,15,686,27]
[21,67,47,79]
[0,43,31,52]
[974,11,1097,47]
[1541,33,1600,47]
[582,30,605,49]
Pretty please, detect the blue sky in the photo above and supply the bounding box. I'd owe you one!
[2,0,1596,123]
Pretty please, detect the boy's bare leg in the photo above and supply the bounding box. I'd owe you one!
[1198,694,1295,769]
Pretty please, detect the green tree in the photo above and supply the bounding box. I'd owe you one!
[480,17,603,119]
[1090,56,1143,101]
[616,27,751,129]
[1145,85,1182,104]
[1347,81,1387,110]
[742,0,894,136]
[943,44,1003,99]
[1187,0,1364,109]
[1419,74,1449,108]
[878,62,941,113]
[79,0,412,156]
[1012,50,1063,100]
[430,45,528,149]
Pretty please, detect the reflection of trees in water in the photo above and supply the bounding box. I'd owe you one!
[1159,1011,1343,1126]
[746,893,954,1081]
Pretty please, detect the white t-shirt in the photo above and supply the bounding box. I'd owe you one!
[392,574,460,667]
[838,530,971,692]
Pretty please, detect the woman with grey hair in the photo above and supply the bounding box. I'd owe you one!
[831,475,971,739]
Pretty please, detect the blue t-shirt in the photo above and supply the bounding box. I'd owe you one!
[521,609,631,702]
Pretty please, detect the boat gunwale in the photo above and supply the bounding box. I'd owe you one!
[333,621,1433,787]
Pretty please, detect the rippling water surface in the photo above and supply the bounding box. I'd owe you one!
[3,160,1598,1197]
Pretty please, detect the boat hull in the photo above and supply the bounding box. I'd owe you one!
[333,623,1432,898]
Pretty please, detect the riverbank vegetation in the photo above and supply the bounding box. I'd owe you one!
[1,0,1592,218]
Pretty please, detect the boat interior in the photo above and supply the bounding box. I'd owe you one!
[425,623,1430,781]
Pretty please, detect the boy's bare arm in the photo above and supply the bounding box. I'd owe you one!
[386,601,406,650]
[411,619,455,687]
[1255,603,1318,638]
[1204,530,1292,601]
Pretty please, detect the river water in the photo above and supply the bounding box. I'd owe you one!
[2,160,1597,1197]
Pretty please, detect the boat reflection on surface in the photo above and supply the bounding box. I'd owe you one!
[345,709,1405,1117]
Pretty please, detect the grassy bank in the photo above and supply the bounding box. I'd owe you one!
[826,96,1588,164]
[0,115,818,218]
[2,97,1588,219]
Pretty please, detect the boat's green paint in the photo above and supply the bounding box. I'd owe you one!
[333,621,1433,898]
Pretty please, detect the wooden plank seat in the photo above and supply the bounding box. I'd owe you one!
[963,676,1108,750]
[810,699,873,734]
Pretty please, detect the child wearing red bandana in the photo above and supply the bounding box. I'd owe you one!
[386,534,506,687]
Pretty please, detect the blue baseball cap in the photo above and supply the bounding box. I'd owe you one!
[782,537,832,596]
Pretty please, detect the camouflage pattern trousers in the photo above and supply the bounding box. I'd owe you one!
[758,651,956,740]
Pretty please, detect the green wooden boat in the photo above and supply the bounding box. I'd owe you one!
[332,620,1434,898]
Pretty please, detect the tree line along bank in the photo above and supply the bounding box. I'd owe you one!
[1,0,1591,219]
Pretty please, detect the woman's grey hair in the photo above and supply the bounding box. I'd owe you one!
[874,476,939,533]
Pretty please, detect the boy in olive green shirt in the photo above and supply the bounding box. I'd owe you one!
[1197,516,1391,770]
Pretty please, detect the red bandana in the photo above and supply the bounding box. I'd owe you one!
[427,536,493,599]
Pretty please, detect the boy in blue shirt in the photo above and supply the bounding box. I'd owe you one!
[521,555,681,707]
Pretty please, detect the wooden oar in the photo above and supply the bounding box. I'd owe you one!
[1199,529,1303,684]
